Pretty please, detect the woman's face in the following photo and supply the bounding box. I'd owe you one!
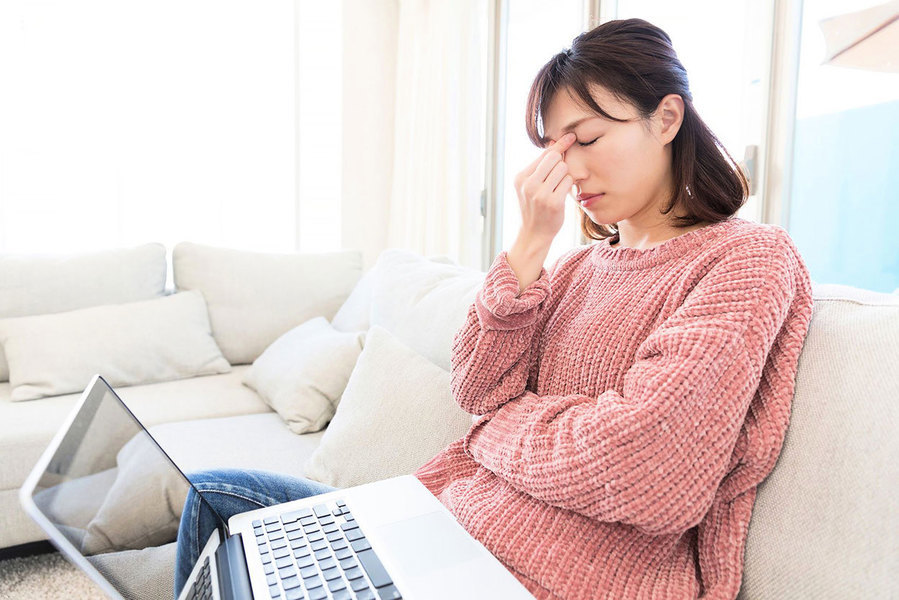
[542,83,682,226]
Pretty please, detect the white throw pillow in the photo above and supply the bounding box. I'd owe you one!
[367,249,485,370]
[242,317,365,434]
[303,326,473,488]
[0,290,231,402]
[331,253,459,333]
[172,242,363,365]
[330,269,375,333]
[0,243,167,382]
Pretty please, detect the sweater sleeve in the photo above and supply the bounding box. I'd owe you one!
[449,250,560,415]
[463,233,812,536]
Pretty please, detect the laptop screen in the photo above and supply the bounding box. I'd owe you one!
[23,376,228,599]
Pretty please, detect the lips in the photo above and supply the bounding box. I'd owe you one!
[577,193,604,207]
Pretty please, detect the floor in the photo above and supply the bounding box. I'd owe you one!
[0,551,105,599]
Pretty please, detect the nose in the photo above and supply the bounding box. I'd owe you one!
[562,150,588,190]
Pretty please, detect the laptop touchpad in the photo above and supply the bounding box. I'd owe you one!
[375,510,483,575]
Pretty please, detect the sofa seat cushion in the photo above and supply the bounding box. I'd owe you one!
[147,413,327,481]
[0,366,269,492]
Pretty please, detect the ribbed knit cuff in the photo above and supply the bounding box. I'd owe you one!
[474,251,551,331]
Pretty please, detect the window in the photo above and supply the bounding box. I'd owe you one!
[614,0,769,225]
[787,0,899,293]
[490,0,770,269]
[499,0,585,268]
[0,1,343,257]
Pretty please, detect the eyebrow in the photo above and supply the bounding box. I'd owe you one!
[544,116,597,143]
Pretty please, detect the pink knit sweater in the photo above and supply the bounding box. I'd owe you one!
[413,217,815,600]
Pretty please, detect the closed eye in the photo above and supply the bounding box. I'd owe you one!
[578,137,600,147]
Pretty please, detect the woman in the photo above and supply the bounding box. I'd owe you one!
[175,18,814,600]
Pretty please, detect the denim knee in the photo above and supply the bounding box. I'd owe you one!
[174,468,341,598]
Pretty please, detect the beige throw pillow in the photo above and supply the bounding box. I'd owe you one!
[303,326,473,488]
[0,290,230,401]
[242,317,365,434]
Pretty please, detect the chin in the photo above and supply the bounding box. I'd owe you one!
[582,209,617,227]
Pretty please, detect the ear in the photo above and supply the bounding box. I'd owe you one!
[655,94,684,145]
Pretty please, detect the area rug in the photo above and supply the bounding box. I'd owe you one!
[0,552,105,599]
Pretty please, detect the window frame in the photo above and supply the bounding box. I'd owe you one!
[480,0,804,269]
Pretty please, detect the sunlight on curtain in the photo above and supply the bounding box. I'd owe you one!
[386,0,486,270]
[297,0,342,254]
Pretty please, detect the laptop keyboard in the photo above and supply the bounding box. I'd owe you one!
[185,555,214,600]
[253,498,402,600]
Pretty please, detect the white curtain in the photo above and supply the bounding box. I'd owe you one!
[387,0,485,269]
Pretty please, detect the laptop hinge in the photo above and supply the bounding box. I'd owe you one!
[215,533,254,600]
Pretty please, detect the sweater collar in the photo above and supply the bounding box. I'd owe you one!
[589,217,745,270]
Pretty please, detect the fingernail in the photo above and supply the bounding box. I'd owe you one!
[565,132,576,141]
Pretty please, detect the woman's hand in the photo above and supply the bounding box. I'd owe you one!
[513,132,577,244]
[505,132,577,295]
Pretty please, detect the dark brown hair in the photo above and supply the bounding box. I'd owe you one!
[525,18,749,242]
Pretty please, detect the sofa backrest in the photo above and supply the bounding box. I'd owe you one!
[0,244,167,382]
[738,282,899,598]
[173,242,364,366]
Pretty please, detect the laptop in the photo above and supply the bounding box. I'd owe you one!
[19,374,536,600]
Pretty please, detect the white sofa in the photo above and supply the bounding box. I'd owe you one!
[0,242,364,551]
[1,242,896,599]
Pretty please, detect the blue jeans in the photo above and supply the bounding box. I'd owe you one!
[174,468,340,599]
